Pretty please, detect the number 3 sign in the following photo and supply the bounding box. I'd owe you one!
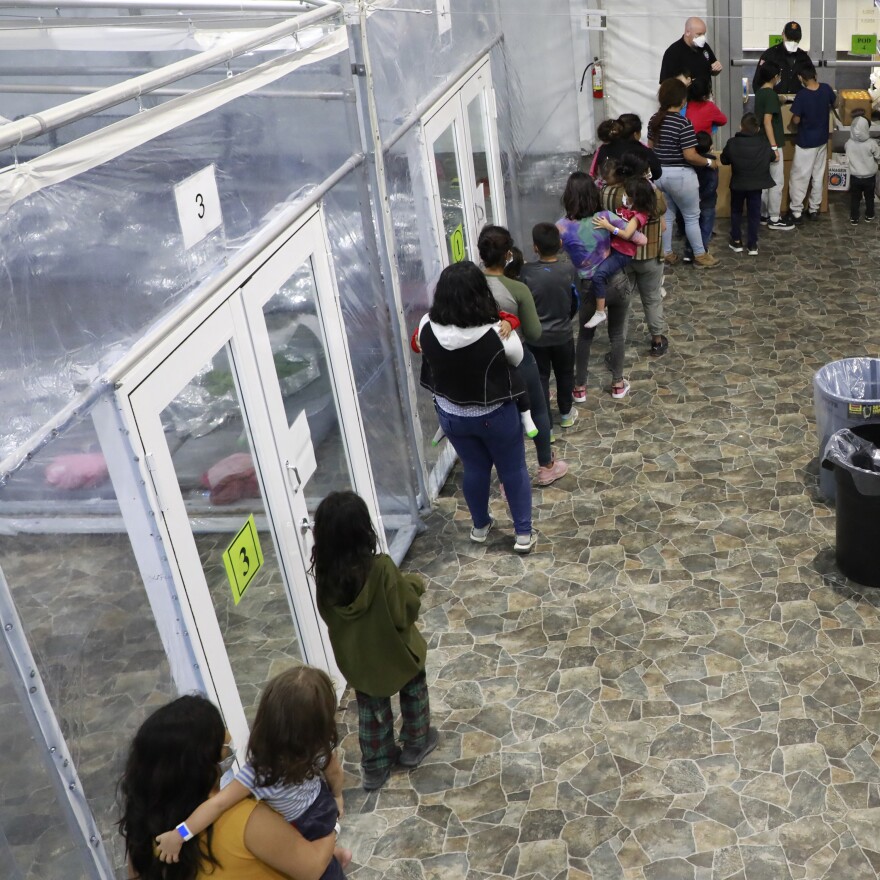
[174,164,223,250]
[222,514,264,605]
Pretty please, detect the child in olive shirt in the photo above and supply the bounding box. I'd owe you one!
[754,60,794,230]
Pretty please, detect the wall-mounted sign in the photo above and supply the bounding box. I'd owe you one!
[174,164,222,250]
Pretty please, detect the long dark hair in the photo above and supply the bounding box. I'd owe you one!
[311,490,378,607]
[754,60,780,90]
[477,224,514,269]
[429,261,500,327]
[248,666,338,788]
[650,78,688,145]
[119,695,225,880]
[562,171,601,220]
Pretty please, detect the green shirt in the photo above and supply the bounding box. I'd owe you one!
[484,273,543,342]
[754,86,785,150]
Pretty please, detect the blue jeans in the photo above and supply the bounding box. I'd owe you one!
[293,780,345,880]
[591,250,632,305]
[679,166,718,257]
[436,401,532,535]
[658,165,705,256]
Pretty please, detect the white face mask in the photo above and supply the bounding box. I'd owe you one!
[783,40,799,53]
[692,34,707,49]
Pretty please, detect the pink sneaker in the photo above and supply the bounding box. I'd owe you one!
[536,458,568,486]
[572,385,587,403]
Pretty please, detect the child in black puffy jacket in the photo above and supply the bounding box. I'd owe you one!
[720,113,775,256]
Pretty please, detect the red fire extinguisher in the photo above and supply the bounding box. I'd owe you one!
[591,59,604,99]
[579,57,604,100]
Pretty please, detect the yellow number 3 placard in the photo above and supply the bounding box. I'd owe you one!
[223,514,264,605]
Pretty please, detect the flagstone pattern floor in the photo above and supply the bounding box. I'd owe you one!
[335,198,880,880]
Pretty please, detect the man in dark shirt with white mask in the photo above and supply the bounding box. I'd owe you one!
[757,21,812,95]
[659,17,722,93]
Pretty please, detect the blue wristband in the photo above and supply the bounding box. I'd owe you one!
[176,822,194,842]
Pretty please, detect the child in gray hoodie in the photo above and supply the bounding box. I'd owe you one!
[845,113,880,224]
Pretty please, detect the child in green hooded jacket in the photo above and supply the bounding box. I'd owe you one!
[312,490,438,792]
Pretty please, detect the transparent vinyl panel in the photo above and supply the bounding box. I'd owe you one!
[0,422,177,877]
[0,645,91,880]
[160,343,306,721]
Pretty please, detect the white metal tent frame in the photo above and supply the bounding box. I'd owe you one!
[0,3,509,876]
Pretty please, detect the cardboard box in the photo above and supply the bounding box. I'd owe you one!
[828,153,849,191]
[840,90,873,125]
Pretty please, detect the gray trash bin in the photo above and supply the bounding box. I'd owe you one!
[814,357,880,500]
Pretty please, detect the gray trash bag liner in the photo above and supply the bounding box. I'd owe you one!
[822,428,880,496]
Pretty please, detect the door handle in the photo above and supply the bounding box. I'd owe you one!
[300,517,313,534]
[285,460,302,494]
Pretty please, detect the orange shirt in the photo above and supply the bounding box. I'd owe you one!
[197,800,289,880]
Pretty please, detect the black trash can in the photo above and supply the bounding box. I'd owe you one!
[814,358,880,501]
[822,425,880,588]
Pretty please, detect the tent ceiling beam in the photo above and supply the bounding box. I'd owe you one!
[1,0,324,10]
[0,0,343,151]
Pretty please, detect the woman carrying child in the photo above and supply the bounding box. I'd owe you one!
[587,172,655,330]
[313,490,439,791]
[154,667,349,878]
[122,694,344,880]
[600,155,669,357]
[558,172,642,400]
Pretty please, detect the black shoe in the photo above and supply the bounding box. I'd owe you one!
[729,240,743,253]
[788,213,803,226]
[807,211,819,221]
[850,218,859,225]
[362,764,393,791]
[398,727,439,768]
[650,335,669,357]
[866,215,875,222]
[760,215,770,226]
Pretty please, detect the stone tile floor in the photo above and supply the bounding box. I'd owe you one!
[335,195,880,880]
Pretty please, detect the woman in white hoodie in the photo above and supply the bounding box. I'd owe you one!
[418,261,536,553]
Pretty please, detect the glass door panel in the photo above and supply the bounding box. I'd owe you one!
[159,341,305,725]
[260,258,351,519]
[426,116,470,265]
[466,94,495,230]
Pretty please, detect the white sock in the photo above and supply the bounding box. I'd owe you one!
[521,410,538,438]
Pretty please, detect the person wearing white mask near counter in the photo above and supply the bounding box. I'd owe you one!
[757,21,812,96]
[659,17,722,94]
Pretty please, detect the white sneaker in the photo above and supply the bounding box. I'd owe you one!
[584,310,607,329]
[513,530,538,554]
[470,516,494,543]
[660,285,668,299]
[559,408,578,428]
[431,426,445,446]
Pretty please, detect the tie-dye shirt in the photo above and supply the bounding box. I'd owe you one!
[557,212,627,280]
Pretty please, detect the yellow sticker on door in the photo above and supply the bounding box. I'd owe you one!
[223,514,264,605]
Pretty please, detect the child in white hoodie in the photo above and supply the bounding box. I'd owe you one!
[845,112,880,224]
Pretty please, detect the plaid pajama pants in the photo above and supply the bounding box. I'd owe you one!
[355,669,430,772]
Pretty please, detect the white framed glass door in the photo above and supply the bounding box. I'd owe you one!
[422,58,505,269]
[124,210,382,750]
